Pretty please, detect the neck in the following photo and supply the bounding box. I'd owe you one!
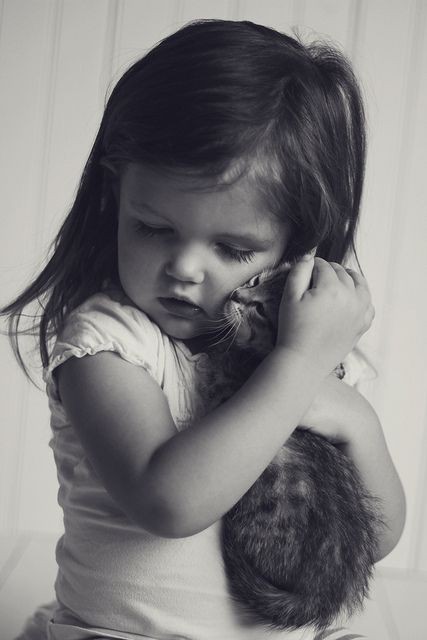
[182,335,210,355]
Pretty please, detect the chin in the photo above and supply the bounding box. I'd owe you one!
[157,315,200,341]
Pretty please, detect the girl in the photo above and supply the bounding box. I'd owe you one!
[3,18,405,640]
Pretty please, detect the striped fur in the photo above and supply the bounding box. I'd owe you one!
[206,265,384,632]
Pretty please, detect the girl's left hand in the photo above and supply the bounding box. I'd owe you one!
[298,373,373,445]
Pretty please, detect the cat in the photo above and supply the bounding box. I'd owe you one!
[204,263,384,632]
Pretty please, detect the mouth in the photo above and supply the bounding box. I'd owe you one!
[224,299,242,321]
[158,297,204,319]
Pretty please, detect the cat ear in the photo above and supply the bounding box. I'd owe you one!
[275,261,293,273]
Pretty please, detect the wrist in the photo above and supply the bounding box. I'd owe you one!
[271,345,330,383]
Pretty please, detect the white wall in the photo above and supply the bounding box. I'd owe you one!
[1,0,426,571]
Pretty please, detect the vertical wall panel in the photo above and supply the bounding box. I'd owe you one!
[239,0,295,32]
[179,0,232,23]
[397,0,427,572]
[0,0,57,300]
[110,0,178,83]
[353,0,425,569]
[353,0,416,349]
[0,0,59,533]
[298,0,354,49]
[38,0,113,249]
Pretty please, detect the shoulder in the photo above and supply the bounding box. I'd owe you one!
[65,287,161,341]
[44,289,166,387]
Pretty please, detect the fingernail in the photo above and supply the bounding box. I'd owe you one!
[301,252,314,261]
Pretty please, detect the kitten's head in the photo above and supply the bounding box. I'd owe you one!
[224,262,291,354]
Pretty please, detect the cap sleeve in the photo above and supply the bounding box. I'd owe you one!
[43,292,165,391]
[342,346,378,389]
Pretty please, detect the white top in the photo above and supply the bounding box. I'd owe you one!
[39,288,373,640]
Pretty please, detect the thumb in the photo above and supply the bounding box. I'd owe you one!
[283,255,315,301]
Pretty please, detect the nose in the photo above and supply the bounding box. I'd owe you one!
[165,243,205,284]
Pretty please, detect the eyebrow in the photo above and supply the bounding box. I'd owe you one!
[131,201,168,219]
[131,200,273,248]
[217,232,272,248]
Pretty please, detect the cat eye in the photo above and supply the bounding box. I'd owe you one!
[248,274,261,287]
[254,302,267,318]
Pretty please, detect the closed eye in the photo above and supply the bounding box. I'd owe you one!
[133,222,256,264]
[134,221,172,237]
[217,244,256,263]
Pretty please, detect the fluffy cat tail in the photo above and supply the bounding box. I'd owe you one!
[221,537,335,631]
[221,431,384,632]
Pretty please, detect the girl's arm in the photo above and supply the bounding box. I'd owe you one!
[344,409,406,561]
[58,345,325,538]
[299,375,406,561]
[58,257,373,538]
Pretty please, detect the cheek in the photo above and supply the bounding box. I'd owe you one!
[212,270,249,308]
[118,234,136,280]
[118,232,155,289]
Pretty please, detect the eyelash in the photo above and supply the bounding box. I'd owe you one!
[135,221,167,238]
[219,246,256,263]
[134,221,256,264]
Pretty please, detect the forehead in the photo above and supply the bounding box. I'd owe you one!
[121,162,262,200]
[120,163,288,239]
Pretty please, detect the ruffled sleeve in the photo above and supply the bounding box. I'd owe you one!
[43,291,166,399]
[342,346,378,389]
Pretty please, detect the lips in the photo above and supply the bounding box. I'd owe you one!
[158,297,203,319]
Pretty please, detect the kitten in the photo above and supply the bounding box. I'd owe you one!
[205,263,384,632]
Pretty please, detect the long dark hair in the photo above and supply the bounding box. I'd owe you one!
[1,18,366,376]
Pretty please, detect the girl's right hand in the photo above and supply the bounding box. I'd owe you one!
[276,256,374,377]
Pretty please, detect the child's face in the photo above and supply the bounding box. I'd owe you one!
[116,163,291,344]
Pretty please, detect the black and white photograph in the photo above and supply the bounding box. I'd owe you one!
[1,1,426,639]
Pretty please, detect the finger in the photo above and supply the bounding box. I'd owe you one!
[283,255,315,301]
[328,262,356,287]
[310,257,340,289]
[345,268,370,291]
[345,269,372,306]
[355,303,376,339]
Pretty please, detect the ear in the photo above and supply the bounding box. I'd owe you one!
[100,158,118,175]
[100,158,120,202]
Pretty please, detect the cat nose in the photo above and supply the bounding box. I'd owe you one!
[230,288,242,302]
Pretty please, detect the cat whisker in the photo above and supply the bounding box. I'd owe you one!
[202,318,231,327]
[209,315,244,351]
[207,325,237,343]
[201,316,235,333]
[224,317,243,352]
[205,309,238,325]
[207,319,241,348]
[201,311,239,334]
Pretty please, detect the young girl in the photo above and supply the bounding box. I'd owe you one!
[3,18,405,640]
